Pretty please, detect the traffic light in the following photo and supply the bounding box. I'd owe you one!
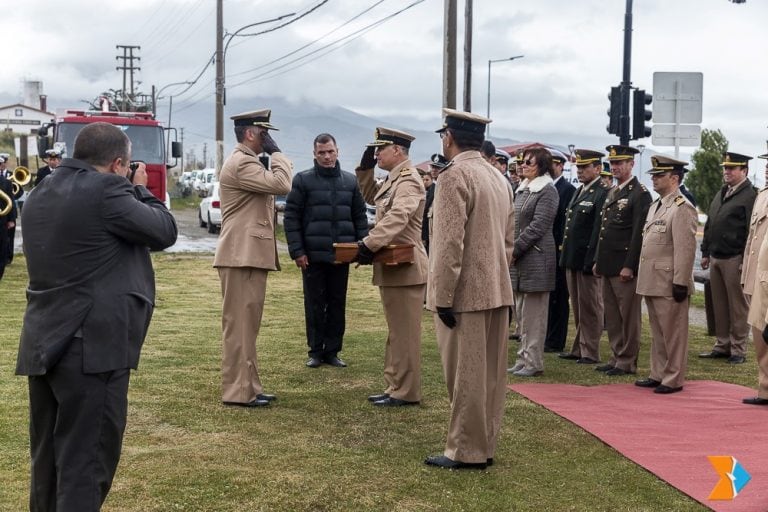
[632,89,652,140]
[607,86,621,135]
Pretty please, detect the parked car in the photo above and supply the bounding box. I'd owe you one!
[193,168,216,196]
[199,182,221,233]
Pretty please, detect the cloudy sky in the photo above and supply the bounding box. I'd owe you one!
[4,0,767,173]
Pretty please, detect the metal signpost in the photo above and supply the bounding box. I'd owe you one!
[651,72,703,157]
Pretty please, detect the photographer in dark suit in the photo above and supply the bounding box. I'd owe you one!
[16,122,178,511]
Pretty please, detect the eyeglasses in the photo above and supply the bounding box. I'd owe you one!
[523,159,537,166]
[439,131,447,139]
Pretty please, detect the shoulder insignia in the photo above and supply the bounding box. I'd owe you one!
[400,168,414,177]
[640,184,648,192]
[674,195,686,206]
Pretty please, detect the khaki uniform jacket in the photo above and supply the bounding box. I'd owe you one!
[747,224,768,328]
[595,177,652,276]
[213,144,293,270]
[426,151,515,312]
[636,191,697,297]
[741,187,768,295]
[356,159,428,287]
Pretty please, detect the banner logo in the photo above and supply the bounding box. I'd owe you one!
[708,456,751,500]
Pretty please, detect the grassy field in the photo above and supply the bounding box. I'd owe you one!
[0,248,757,511]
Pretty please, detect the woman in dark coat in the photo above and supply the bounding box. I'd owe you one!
[508,147,559,377]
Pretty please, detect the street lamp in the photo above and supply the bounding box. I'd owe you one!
[486,55,524,135]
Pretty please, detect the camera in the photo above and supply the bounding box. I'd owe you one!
[128,161,144,183]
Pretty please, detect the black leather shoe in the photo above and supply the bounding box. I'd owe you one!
[576,358,599,364]
[606,367,634,376]
[595,364,614,372]
[558,353,580,360]
[509,333,521,340]
[634,378,661,388]
[223,398,270,408]
[306,357,323,368]
[654,385,683,394]
[424,455,487,470]
[543,346,561,353]
[367,393,390,402]
[372,397,419,407]
[324,357,347,368]
[728,355,746,364]
[256,393,276,402]
[743,397,768,405]
[699,350,730,359]
[486,458,494,466]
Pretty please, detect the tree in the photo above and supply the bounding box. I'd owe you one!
[686,128,728,211]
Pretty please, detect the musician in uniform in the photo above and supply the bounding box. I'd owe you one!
[635,156,697,394]
[593,145,652,376]
[355,127,428,407]
[558,149,609,364]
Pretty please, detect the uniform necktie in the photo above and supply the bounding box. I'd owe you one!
[725,186,735,199]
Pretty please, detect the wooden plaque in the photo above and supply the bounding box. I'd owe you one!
[333,243,415,266]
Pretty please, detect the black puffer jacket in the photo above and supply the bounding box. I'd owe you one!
[284,161,368,263]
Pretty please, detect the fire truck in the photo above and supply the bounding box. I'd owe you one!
[37,107,182,206]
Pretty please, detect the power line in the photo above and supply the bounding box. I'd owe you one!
[150,4,217,68]
[142,0,208,60]
[229,0,425,89]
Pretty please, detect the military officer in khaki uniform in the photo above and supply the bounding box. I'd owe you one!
[700,152,757,364]
[558,150,609,364]
[593,145,652,376]
[425,109,514,470]
[355,127,428,407]
[214,110,293,407]
[635,156,697,394]
[743,151,768,406]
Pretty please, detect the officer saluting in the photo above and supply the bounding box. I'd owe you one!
[593,145,652,376]
[635,156,697,394]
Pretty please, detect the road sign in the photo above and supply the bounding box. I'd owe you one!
[652,124,702,147]
[652,72,703,124]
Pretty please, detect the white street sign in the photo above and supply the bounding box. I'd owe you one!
[652,124,701,147]
[652,72,703,124]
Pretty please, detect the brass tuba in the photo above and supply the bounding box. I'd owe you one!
[0,187,11,216]
[11,166,31,196]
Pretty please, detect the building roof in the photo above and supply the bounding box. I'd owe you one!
[0,103,55,116]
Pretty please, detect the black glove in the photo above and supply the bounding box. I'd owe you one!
[356,241,375,265]
[359,146,376,170]
[437,307,457,329]
[762,325,768,344]
[260,131,281,155]
[672,284,688,303]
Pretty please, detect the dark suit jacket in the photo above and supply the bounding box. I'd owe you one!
[34,165,53,187]
[553,176,576,249]
[422,182,435,244]
[560,178,609,272]
[701,179,757,259]
[16,158,178,375]
[594,176,652,276]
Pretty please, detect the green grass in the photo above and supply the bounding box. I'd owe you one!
[0,246,755,511]
[170,193,201,211]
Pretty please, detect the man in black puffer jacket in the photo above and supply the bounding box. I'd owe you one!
[284,133,369,368]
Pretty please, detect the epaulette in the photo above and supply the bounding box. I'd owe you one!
[400,167,414,177]
[674,195,686,206]
[640,183,648,192]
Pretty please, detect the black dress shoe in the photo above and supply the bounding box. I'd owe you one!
[424,455,487,470]
[743,397,768,405]
[634,378,661,388]
[509,333,521,340]
[372,397,419,407]
[605,367,634,376]
[728,355,746,364]
[256,393,276,401]
[576,358,599,364]
[367,393,390,402]
[558,353,580,360]
[306,357,323,368]
[654,385,683,394]
[486,458,494,466]
[324,357,347,367]
[595,364,614,372]
[543,346,561,353]
[223,398,270,408]
[699,350,730,359]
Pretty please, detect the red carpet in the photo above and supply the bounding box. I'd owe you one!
[509,380,768,512]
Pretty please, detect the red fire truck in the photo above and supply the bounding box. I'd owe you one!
[37,108,182,205]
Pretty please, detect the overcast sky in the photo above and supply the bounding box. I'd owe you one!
[5,0,767,173]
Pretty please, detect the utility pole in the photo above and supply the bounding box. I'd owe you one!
[462,0,473,112]
[203,142,208,169]
[443,0,457,109]
[116,45,141,111]
[619,0,633,146]
[215,0,224,173]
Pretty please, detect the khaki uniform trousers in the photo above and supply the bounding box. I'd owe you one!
[435,307,509,464]
[380,285,424,402]
[514,291,550,372]
[565,269,604,361]
[645,296,689,389]
[603,276,642,372]
[710,255,750,357]
[219,267,267,403]
[750,326,768,399]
